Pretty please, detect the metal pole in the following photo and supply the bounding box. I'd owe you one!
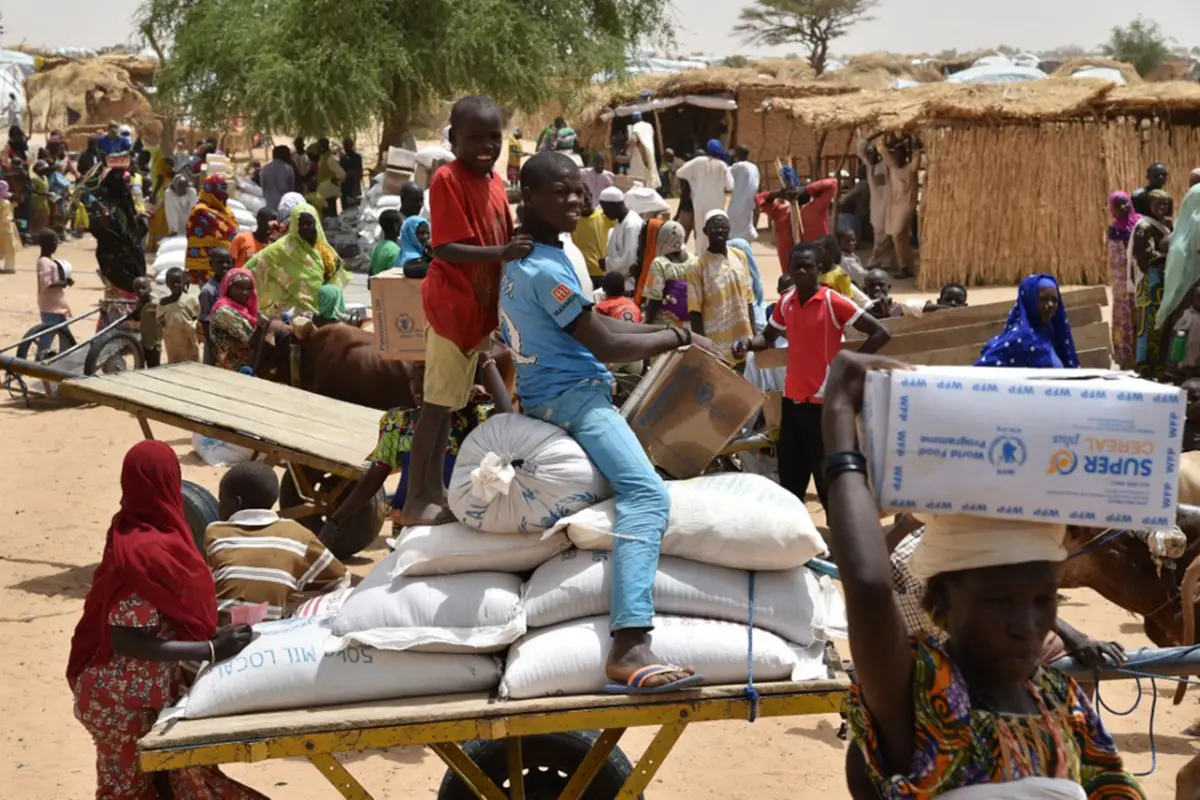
[0,307,101,355]
[46,312,135,365]
[1051,646,1200,682]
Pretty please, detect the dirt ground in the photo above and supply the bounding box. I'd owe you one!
[1,235,1196,799]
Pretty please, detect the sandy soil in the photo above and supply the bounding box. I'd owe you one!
[1,235,1195,799]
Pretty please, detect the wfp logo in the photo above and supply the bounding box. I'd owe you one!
[1046,450,1078,476]
[395,314,417,336]
[987,435,1026,468]
[694,380,715,405]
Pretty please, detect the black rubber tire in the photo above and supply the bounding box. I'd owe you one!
[181,480,220,552]
[84,330,144,375]
[16,321,70,362]
[436,731,639,800]
[279,468,387,560]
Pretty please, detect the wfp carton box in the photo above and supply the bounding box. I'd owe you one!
[370,268,425,361]
[863,366,1184,530]
[621,346,764,479]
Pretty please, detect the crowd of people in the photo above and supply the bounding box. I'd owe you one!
[1108,163,1200,380]
[18,95,1200,799]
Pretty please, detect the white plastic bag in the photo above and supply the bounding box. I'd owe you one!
[549,473,825,571]
[523,551,845,645]
[173,616,501,719]
[449,414,612,534]
[191,433,255,467]
[499,616,827,700]
[329,551,525,653]
[389,522,571,577]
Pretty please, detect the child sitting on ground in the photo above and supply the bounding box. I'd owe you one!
[595,270,642,323]
[837,227,867,289]
[863,268,927,320]
[132,276,162,368]
[205,462,349,623]
[157,266,201,363]
[500,150,731,693]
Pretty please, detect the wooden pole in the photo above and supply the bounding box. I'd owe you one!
[652,109,666,171]
[830,129,857,238]
[605,115,614,169]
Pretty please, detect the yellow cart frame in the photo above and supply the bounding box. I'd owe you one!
[140,679,850,799]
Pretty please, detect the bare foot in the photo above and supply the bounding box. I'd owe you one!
[606,629,695,689]
[400,496,456,527]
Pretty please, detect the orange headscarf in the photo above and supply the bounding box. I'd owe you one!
[634,218,663,307]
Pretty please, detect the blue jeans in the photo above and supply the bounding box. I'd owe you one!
[527,380,669,631]
[39,312,76,352]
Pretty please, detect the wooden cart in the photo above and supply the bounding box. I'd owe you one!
[139,678,851,800]
[58,362,389,556]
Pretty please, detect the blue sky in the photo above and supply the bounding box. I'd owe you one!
[5,0,1196,56]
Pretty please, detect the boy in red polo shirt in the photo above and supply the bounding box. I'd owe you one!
[401,95,527,526]
[734,242,890,509]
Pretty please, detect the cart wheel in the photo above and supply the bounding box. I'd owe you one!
[16,321,72,363]
[436,732,639,800]
[279,470,387,560]
[84,330,144,376]
[181,480,220,552]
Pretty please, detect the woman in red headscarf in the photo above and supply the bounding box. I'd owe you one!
[186,173,238,285]
[67,441,263,799]
[209,267,267,374]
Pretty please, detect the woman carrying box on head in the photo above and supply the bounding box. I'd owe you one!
[819,351,1144,800]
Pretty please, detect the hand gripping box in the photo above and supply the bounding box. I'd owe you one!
[863,366,1185,530]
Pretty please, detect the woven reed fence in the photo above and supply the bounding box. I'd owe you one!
[917,119,1200,290]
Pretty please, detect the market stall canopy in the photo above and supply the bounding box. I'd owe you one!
[602,92,737,121]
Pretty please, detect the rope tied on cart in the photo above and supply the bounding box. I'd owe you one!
[745,570,760,722]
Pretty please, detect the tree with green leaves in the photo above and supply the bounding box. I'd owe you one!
[734,0,878,76]
[1101,17,1172,77]
[137,0,672,152]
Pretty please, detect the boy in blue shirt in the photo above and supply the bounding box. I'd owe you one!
[500,151,724,693]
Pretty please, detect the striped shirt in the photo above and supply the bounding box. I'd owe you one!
[203,510,347,624]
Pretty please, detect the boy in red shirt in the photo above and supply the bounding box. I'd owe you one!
[734,242,890,510]
[400,96,526,526]
[595,271,642,323]
[755,177,840,275]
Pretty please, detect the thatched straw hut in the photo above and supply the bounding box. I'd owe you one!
[25,58,159,138]
[576,65,857,177]
[766,80,1200,289]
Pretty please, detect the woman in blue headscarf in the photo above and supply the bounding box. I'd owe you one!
[396,215,431,276]
[976,274,1079,368]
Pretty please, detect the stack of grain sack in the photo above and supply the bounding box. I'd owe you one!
[151,173,264,285]
[165,414,844,721]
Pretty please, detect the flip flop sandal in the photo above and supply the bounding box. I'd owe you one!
[604,665,704,695]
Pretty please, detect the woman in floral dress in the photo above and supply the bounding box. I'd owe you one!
[209,268,267,374]
[67,441,261,799]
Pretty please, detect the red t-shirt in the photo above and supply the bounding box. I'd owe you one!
[770,286,862,403]
[595,296,642,323]
[756,192,795,274]
[799,178,838,243]
[423,161,514,350]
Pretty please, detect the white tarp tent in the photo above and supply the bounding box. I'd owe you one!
[601,92,737,122]
[1070,67,1128,85]
[0,57,26,127]
[947,64,1048,85]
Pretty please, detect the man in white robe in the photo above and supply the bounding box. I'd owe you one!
[675,143,733,253]
[728,145,760,242]
[627,113,661,190]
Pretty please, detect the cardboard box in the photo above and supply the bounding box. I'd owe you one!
[386,147,417,171]
[863,366,1185,529]
[763,390,783,430]
[370,268,426,361]
[754,346,789,370]
[381,167,412,196]
[621,346,765,479]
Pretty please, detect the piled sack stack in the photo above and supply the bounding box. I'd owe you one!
[151,235,186,283]
[168,414,845,720]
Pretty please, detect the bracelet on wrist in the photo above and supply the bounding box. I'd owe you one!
[207,639,215,663]
[821,451,868,483]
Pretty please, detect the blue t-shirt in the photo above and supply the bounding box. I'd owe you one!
[499,242,610,409]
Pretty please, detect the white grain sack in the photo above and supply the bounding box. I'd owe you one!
[549,473,825,571]
[499,616,827,700]
[329,550,525,653]
[172,616,500,719]
[389,522,570,577]
[449,414,612,534]
[522,551,845,645]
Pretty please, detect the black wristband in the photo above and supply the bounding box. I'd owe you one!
[671,326,685,346]
[683,327,693,345]
[822,451,868,483]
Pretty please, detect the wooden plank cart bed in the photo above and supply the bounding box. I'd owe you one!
[138,679,852,800]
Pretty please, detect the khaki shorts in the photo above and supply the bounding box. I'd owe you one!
[423,327,490,410]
